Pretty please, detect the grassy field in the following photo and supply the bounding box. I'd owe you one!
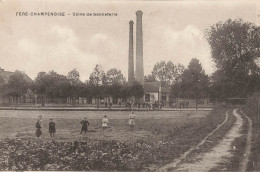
[242,95,260,171]
[1,109,230,171]
[0,110,208,142]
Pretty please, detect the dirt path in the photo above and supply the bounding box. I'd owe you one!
[159,111,229,172]
[240,110,252,172]
[171,109,243,172]
[160,109,244,172]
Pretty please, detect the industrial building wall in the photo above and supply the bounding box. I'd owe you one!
[144,92,159,103]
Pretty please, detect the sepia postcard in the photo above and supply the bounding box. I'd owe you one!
[0,0,259,171]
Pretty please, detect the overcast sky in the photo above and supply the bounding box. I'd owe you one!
[0,0,259,81]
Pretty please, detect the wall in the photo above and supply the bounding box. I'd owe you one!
[144,92,159,103]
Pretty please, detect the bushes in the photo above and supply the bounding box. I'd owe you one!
[0,139,153,171]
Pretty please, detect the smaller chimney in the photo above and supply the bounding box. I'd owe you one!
[128,20,135,85]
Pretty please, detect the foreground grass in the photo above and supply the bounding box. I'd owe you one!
[0,108,228,171]
[227,109,249,171]
[248,125,260,171]
[242,100,260,171]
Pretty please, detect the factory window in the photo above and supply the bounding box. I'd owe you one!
[145,94,150,102]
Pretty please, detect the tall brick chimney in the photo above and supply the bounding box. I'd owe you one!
[128,20,135,85]
[135,10,144,85]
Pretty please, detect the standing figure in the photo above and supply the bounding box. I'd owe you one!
[49,118,56,137]
[102,115,109,130]
[128,111,136,132]
[80,117,89,134]
[38,115,43,124]
[36,119,42,138]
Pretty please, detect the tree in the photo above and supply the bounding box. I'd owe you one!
[89,65,106,86]
[109,83,123,100]
[176,64,185,75]
[120,83,130,100]
[170,58,209,109]
[106,68,126,85]
[0,75,4,102]
[0,75,4,85]
[88,65,106,109]
[117,82,144,101]
[34,71,70,105]
[51,74,70,99]
[78,82,89,98]
[129,81,144,100]
[7,71,28,103]
[144,74,156,82]
[150,61,185,86]
[67,69,81,86]
[104,68,126,103]
[67,69,82,105]
[206,19,260,98]
[34,72,47,94]
[33,72,47,105]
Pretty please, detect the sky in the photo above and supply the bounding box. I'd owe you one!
[0,0,259,81]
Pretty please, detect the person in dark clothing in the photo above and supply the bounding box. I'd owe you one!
[80,117,89,134]
[36,119,42,138]
[49,118,56,137]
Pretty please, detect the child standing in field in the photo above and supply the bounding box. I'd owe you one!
[102,115,109,130]
[128,111,136,132]
[36,119,42,138]
[80,117,89,134]
[38,115,43,123]
[49,118,56,137]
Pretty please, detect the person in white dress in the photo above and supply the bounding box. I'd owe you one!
[128,111,136,132]
[38,115,43,125]
[102,115,109,130]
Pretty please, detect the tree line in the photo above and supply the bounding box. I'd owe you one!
[1,66,146,105]
[171,19,260,103]
[1,18,260,105]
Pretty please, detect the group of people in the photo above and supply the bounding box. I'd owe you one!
[35,115,56,138]
[35,111,136,138]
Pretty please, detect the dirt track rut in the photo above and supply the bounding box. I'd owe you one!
[160,109,246,172]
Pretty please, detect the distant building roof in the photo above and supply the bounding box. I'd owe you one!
[0,68,33,84]
[144,81,160,92]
